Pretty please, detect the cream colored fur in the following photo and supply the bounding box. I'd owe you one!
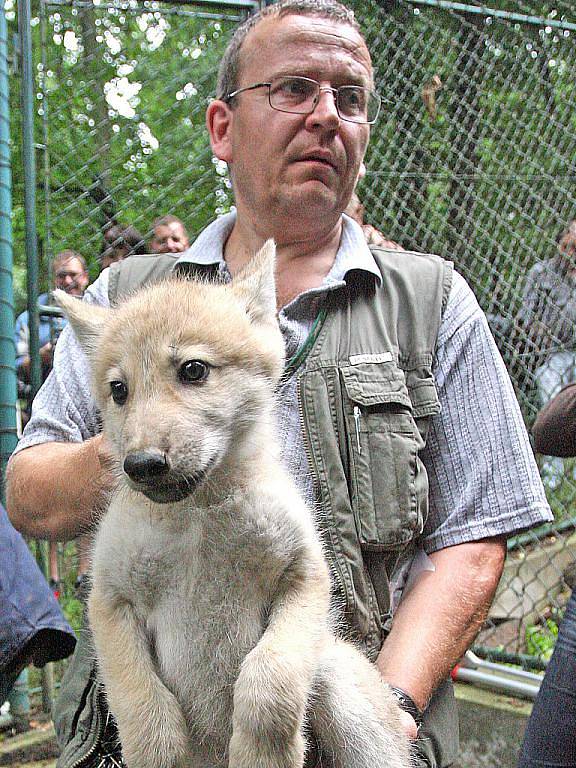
[54,241,411,768]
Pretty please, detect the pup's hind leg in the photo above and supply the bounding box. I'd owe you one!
[309,638,412,768]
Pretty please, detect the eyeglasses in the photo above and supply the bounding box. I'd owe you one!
[224,75,381,125]
[55,270,85,280]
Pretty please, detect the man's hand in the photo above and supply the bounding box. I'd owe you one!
[398,710,419,740]
[39,341,54,366]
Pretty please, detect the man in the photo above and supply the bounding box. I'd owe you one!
[13,250,89,597]
[516,220,576,404]
[99,223,146,270]
[515,220,576,486]
[7,3,551,767]
[14,249,89,386]
[150,214,190,254]
[0,502,76,709]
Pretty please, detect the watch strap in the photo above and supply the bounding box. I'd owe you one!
[389,686,424,726]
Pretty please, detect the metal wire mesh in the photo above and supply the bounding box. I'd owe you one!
[12,0,576,668]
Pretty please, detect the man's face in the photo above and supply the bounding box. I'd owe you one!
[211,14,372,241]
[53,257,89,296]
[559,234,576,264]
[151,222,190,254]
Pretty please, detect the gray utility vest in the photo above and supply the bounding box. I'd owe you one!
[54,246,457,768]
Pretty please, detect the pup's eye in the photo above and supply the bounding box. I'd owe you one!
[110,380,128,405]
[178,360,209,384]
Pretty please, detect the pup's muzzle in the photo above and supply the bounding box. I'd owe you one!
[123,449,204,503]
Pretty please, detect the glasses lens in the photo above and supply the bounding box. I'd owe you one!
[337,86,380,124]
[269,76,318,113]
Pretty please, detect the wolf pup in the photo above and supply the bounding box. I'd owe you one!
[54,241,411,768]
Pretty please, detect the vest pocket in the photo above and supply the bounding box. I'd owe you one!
[340,362,424,551]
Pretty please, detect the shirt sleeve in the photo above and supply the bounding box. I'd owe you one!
[421,271,553,553]
[12,272,111,453]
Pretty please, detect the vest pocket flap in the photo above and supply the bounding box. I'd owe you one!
[404,367,441,418]
[341,363,412,409]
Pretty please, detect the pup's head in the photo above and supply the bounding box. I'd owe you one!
[54,240,285,503]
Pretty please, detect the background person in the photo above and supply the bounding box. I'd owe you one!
[14,250,90,597]
[150,214,190,254]
[0,502,76,712]
[14,250,89,392]
[6,3,552,767]
[515,220,576,486]
[99,223,147,270]
[518,382,576,768]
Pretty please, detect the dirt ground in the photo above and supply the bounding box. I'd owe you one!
[0,713,58,768]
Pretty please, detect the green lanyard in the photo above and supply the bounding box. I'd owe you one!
[278,304,329,388]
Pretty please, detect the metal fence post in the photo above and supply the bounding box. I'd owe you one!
[17,0,40,402]
[0,0,18,498]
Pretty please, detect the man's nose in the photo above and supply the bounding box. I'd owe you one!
[307,88,340,128]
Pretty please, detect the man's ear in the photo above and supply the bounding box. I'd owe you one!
[232,240,277,326]
[206,99,233,164]
[52,290,109,360]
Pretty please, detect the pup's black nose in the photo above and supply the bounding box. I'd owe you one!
[124,450,170,482]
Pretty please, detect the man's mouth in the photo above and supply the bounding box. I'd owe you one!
[298,152,337,171]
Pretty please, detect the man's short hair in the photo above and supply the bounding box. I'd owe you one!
[53,249,87,272]
[216,0,361,102]
[101,224,147,258]
[153,214,187,233]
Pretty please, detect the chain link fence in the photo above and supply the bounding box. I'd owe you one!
[8,0,576,675]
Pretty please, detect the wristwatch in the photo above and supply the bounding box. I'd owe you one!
[390,686,424,727]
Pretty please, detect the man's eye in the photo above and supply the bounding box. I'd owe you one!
[110,380,128,405]
[339,87,366,115]
[178,360,209,384]
[277,78,314,100]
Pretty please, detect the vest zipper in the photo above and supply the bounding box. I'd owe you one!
[67,690,108,768]
[297,374,348,612]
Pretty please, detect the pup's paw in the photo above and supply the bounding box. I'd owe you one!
[233,643,310,737]
[117,693,189,768]
[228,727,305,768]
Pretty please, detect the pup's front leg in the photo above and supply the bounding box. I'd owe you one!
[229,545,331,768]
[89,587,189,768]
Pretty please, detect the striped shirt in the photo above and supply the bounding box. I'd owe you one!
[16,213,551,569]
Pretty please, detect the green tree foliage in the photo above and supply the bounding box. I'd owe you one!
[7,0,576,411]
[7,0,245,301]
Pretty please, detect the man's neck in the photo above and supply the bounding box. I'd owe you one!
[223,218,343,310]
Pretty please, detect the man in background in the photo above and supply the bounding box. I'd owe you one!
[99,223,147,270]
[150,214,190,254]
[14,250,89,390]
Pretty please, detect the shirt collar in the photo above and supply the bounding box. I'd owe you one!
[175,210,382,287]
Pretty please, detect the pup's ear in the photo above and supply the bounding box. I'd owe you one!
[52,289,109,357]
[232,239,277,325]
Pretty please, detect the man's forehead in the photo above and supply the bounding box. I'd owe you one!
[156,222,185,237]
[240,14,372,79]
[55,257,83,273]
